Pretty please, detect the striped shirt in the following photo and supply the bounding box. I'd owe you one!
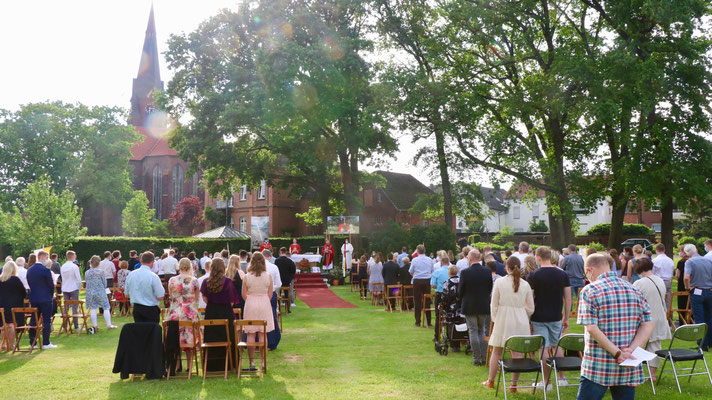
[577,271,651,387]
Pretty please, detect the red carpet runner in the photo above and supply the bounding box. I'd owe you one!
[295,273,357,308]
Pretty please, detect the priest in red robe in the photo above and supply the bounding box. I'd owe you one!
[260,239,271,252]
[289,238,301,255]
[321,239,334,269]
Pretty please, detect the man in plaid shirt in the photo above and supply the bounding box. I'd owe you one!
[576,254,654,400]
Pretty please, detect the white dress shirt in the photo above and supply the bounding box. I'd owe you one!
[197,273,210,308]
[162,256,179,275]
[60,261,82,292]
[99,258,115,280]
[200,256,211,269]
[153,259,163,275]
[652,253,674,281]
[266,261,283,292]
[455,258,469,274]
[705,251,712,261]
[16,266,29,290]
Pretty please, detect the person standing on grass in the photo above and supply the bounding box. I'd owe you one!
[561,244,585,298]
[457,250,493,366]
[383,253,400,309]
[125,251,165,323]
[242,253,275,371]
[527,246,571,390]
[26,250,56,349]
[274,247,296,308]
[576,253,653,400]
[704,239,712,260]
[683,244,712,350]
[409,245,434,327]
[60,251,82,332]
[0,261,26,351]
[98,251,115,288]
[397,247,409,267]
[455,246,470,275]
[652,243,674,308]
[197,259,212,310]
[85,256,118,332]
[675,245,690,325]
[162,249,179,281]
[128,250,140,271]
[262,249,282,350]
[632,257,671,380]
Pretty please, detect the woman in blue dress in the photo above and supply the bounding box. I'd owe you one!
[85,255,117,332]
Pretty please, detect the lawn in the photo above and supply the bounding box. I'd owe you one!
[0,284,709,400]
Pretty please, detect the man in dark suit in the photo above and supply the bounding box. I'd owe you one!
[26,250,56,349]
[382,253,400,309]
[457,249,493,366]
[274,247,297,309]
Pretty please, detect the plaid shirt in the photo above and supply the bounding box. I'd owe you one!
[577,271,652,387]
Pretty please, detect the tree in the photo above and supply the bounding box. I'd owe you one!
[0,102,138,212]
[528,219,548,233]
[162,0,395,220]
[409,183,487,227]
[296,199,346,227]
[0,176,86,255]
[167,196,204,236]
[121,191,155,237]
[203,206,225,229]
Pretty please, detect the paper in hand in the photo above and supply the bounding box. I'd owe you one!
[619,347,657,367]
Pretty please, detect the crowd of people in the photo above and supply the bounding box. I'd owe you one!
[349,239,712,399]
[0,245,300,373]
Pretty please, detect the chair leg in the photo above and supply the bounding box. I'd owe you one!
[670,358,682,393]
[657,357,667,384]
[646,362,655,395]
[500,362,507,400]
[202,349,208,382]
[553,364,561,400]
[702,354,712,387]
[690,359,698,383]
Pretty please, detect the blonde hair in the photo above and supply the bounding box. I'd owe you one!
[522,256,537,277]
[90,255,101,268]
[437,250,447,261]
[226,254,240,279]
[447,265,458,277]
[248,252,266,277]
[178,257,192,273]
[0,261,17,282]
[119,260,129,270]
[632,244,643,255]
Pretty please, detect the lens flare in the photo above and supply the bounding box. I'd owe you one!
[293,83,318,110]
[143,110,175,138]
[323,36,345,61]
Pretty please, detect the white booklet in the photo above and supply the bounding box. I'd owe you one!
[619,347,657,367]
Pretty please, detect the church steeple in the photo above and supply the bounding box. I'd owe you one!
[129,4,164,127]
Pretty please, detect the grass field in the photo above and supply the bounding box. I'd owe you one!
[0,283,710,399]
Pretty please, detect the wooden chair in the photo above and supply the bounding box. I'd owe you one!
[569,299,579,318]
[109,288,124,316]
[279,286,290,314]
[162,320,200,380]
[0,313,6,352]
[350,273,359,292]
[232,308,242,320]
[161,308,170,323]
[198,319,233,380]
[668,291,693,326]
[422,293,436,327]
[385,284,402,312]
[12,307,42,354]
[55,297,71,337]
[402,285,414,311]
[485,319,494,366]
[360,279,370,300]
[234,320,268,379]
[63,300,90,336]
[371,283,384,306]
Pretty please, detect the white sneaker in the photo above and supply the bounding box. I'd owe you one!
[291,303,296,307]
[534,381,553,391]
[44,343,58,349]
[32,344,40,349]
[557,378,568,386]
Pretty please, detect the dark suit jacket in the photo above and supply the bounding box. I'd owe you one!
[382,261,400,286]
[274,256,296,286]
[457,263,493,316]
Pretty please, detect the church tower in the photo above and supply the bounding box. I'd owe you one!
[129,4,164,127]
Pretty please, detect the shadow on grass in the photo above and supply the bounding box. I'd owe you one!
[0,347,40,377]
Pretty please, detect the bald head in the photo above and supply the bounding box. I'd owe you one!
[584,253,611,281]
[468,249,481,263]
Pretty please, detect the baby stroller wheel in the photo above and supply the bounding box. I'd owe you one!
[441,344,448,356]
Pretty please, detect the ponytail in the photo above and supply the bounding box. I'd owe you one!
[506,256,522,293]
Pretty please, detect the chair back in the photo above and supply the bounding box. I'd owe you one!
[555,334,584,354]
[670,323,707,346]
[11,307,39,327]
[504,335,545,355]
[234,320,267,339]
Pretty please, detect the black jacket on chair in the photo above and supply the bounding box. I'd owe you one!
[457,263,493,316]
[113,322,165,380]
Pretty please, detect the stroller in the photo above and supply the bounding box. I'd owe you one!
[434,277,470,356]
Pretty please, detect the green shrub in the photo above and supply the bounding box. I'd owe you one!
[586,242,607,252]
[368,221,409,255]
[677,236,698,248]
[528,219,548,232]
[587,223,653,236]
[473,242,505,252]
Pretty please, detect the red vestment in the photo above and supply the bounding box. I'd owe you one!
[322,244,334,266]
[260,242,271,252]
[289,243,301,254]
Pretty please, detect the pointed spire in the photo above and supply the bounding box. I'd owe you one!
[130,3,164,127]
[137,3,161,82]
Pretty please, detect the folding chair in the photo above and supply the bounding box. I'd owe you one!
[0,313,7,352]
[198,319,233,380]
[385,284,402,312]
[162,320,200,380]
[109,288,125,316]
[667,292,693,326]
[12,307,43,354]
[371,283,384,306]
[63,300,89,336]
[350,273,359,292]
[422,293,435,327]
[234,320,268,378]
[547,334,584,400]
[232,308,242,320]
[56,297,72,337]
[495,335,547,400]
[569,300,578,319]
[485,320,494,366]
[655,323,712,393]
[279,286,290,314]
[402,285,414,311]
[360,279,370,300]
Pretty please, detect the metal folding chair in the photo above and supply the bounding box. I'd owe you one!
[655,323,712,393]
[547,334,584,400]
[496,334,547,400]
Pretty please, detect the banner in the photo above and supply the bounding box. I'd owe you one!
[250,216,270,247]
[326,215,359,235]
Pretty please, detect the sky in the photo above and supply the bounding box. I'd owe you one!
[0,0,440,187]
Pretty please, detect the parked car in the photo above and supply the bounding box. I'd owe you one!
[620,238,654,251]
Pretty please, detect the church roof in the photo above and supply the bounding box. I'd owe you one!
[373,170,434,211]
[193,225,251,239]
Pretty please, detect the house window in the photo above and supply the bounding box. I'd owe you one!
[422,220,429,227]
[240,185,247,201]
[651,201,661,212]
[258,180,266,199]
[152,165,162,219]
[172,165,184,209]
[240,217,247,232]
[228,197,234,208]
[192,173,199,197]
[513,206,521,220]
[532,204,539,218]
[376,192,382,203]
[652,223,661,233]
[230,217,235,228]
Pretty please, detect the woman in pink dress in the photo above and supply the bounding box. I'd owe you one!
[241,252,275,371]
[168,258,200,373]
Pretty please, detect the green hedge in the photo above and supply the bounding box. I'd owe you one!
[587,223,653,236]
[70,236,251,264]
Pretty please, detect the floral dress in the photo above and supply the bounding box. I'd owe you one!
[168,275,200,346]
[85,268,110,310]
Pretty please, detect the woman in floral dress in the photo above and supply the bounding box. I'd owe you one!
[168,258,200,372]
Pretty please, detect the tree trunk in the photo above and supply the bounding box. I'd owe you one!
[661,189,674,258]
[608,189,628,250]
[548,212,565,250]
[320,194,330,233]
[338,150,358,215]
[434,128,453,231]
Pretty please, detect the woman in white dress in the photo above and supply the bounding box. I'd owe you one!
[483,256,535,391]
[633,257,672,379]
